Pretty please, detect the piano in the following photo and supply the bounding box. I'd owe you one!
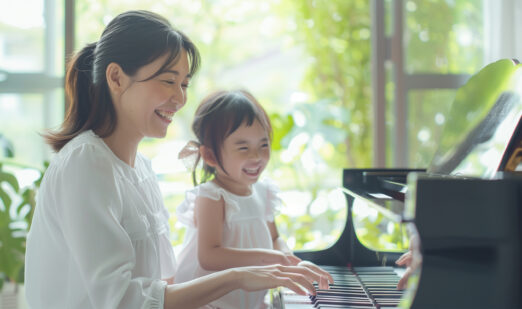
[271,58,522,309]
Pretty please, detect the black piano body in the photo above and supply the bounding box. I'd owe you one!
[278,59,522,308]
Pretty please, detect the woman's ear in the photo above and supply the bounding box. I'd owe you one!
[106,62,130,95]
[200,145,218,167]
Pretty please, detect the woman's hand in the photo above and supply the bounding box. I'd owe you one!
[232,264,329,296]
[297,260,334,289]
[164,264,328,308]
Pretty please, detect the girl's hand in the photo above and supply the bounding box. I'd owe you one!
[297,260,334,290]
[395,251,412,290]
[396,233,421,290]
[233,264,327,296]
[396,263,413,290]
[395,250,412,267]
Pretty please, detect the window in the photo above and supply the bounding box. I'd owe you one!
[359,0,485,251]
[0,0,64,167]
[2,0,518,258]
[74,0,347,251]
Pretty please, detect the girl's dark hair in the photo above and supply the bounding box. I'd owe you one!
[45,10,201,151]
[191,89,272,185]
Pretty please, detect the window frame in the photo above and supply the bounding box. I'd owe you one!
[371,0,471,168]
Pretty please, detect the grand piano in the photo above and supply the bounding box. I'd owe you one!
[272,59,522,308]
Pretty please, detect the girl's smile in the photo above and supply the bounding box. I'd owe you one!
[213,119,270,195]
[243,166,262,177]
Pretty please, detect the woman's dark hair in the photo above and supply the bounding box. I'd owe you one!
[191,89,272,185]
[45,10,201,151]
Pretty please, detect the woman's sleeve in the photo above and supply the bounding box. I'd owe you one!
[262,178,282,222]
[56,144,166,308]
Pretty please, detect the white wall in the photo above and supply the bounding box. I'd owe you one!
[483,0,522,64]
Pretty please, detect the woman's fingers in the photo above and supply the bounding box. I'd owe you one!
[237,264,324,295]
[277,264,331,292]
[274,270,316,296]
[297,260,334,289]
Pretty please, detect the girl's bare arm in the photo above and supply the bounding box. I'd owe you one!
[195,196,299,270]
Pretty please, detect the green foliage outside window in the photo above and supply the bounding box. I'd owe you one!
[403,0,484,168]
[276,0,373,169]
[272,0,483,251]
[0,1,487,263]
[71,0,485,253]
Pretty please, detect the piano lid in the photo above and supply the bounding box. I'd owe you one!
[428,59,522,179]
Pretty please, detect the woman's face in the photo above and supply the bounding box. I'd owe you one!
[116,50,190,140]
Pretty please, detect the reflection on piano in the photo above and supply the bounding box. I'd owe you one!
[272,59,522,308]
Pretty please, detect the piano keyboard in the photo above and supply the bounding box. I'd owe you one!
[273,265,404,309]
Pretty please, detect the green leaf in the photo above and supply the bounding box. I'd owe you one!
[0,161,42,285]
[270,113,294,151]
[0,134,15,158]
[0,170,19,193]
[0,201,27,283]
[0,189,11,211]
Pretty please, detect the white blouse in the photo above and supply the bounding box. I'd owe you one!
[25,130,175,309]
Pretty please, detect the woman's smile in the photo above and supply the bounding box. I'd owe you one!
[155,109,174,123]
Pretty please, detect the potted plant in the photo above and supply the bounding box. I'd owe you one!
[0,134,45,309]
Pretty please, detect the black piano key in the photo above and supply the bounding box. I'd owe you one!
[313,299,374,307]
[312,296,373,304]
[316,291,367,298]
[314,304,375,308]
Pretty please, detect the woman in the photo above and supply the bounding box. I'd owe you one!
[24,10,329,309]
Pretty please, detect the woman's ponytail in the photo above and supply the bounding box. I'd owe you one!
[44,42,97,152]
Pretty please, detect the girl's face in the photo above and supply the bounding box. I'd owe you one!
[117,50,190,140]
[214,119,270,195]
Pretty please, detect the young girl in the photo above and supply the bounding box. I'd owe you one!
[24,11,329,309]
[175,90,333,309]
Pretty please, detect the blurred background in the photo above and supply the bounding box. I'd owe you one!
[1,0,521,307]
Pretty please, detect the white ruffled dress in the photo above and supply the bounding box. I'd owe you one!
[175,179,281,309]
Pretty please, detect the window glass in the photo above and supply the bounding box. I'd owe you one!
[370,0,485,252]
[0,0,64,170]
[405,0,484,74]
[75,1,345,251]
[0,91,64,167]
[408,90,457,168]
[0,0,46,72]
[74,1,488,254]
[277,188,347,251]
